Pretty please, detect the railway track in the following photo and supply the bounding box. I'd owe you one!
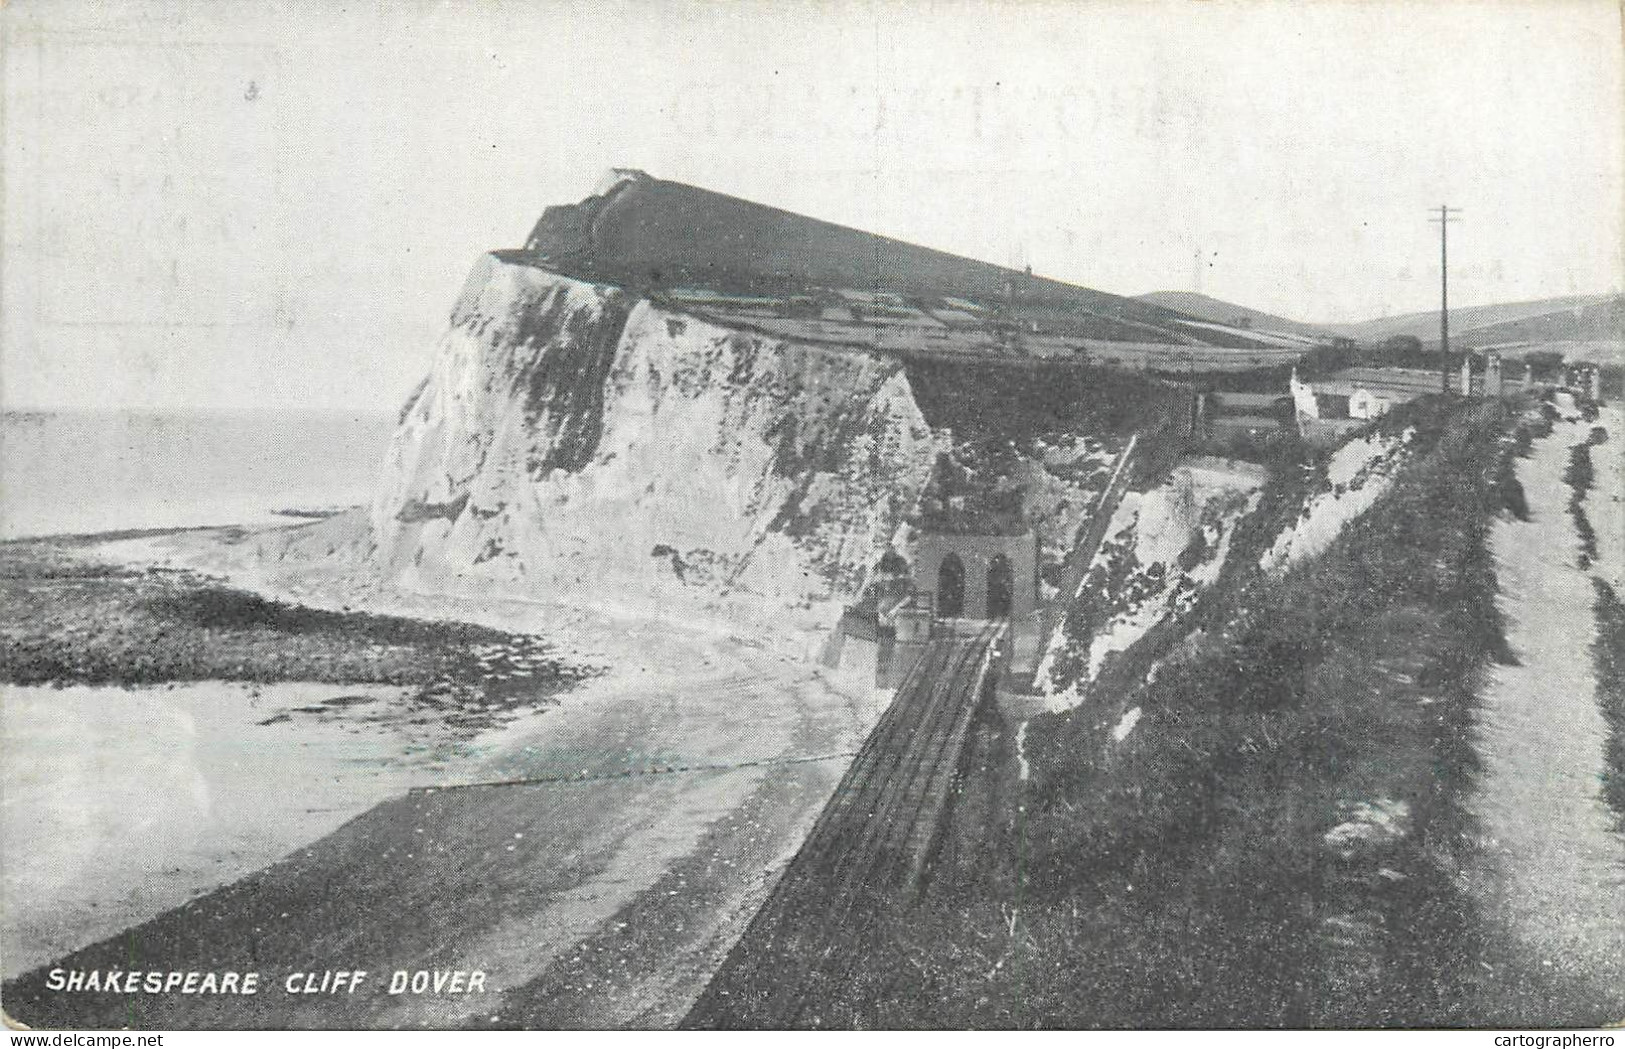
[1040,433,1140,648]
[683,622,1005,1028]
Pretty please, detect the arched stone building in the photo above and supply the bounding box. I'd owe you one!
[910,531,1039,621]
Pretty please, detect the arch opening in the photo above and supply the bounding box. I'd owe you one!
[936,553,966,619]
[987,553,1014,619]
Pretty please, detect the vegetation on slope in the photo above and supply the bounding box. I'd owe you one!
[902,362,1191,602]
[1594,580,1625,831]
[1042,400,1432,706]
[1564,425,1606,569]
[903,360,1181,442]
[1578,399,1624,830]
[806,398,1565,1028]
[522,172,1223,344]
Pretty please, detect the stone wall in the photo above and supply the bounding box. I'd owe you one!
[911,530,1039,621]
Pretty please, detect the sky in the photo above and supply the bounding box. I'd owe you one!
[3,0,1621,412]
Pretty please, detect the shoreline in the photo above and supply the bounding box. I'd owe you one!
[2,518,875,1029]
[0,527,592,705]
[2,522,599,979]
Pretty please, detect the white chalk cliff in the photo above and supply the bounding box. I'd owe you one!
[371,254,942,614]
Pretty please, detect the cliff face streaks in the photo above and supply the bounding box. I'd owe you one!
[373,253,942,612]
[1036,458,1266,708]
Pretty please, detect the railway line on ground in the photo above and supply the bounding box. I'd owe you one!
[684,621,1005,1028]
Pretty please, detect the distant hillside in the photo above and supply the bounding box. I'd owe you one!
[1449,295,1623,353]
[1329,293,1621,345]
[1137,291,1337,340]
[1140,289,1623,358]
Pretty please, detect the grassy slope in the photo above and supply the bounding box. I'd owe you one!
[1138,291,1622,349]
[530,175,1205,338]
[1572,405,1625,829]
[805,397,1592,1028]
[1457,297,1624,352]
[1594,580,1625,828]
[1335,294,1619,346]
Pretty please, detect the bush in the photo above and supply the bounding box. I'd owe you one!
[1496,455,1530,521]
[1567,443,1598,568]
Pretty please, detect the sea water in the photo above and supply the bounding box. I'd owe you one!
[0,409,398,539]
[1,681,515,978]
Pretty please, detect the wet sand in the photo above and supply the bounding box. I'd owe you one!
[3,635,873,1029]
[2,525,874,1029]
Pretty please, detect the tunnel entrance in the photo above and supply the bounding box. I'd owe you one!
[913,531,1037,622]
[986,553,1013,619]
[936,554,965,618]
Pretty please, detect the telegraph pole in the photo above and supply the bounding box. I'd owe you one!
[1430,204,1462,393]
